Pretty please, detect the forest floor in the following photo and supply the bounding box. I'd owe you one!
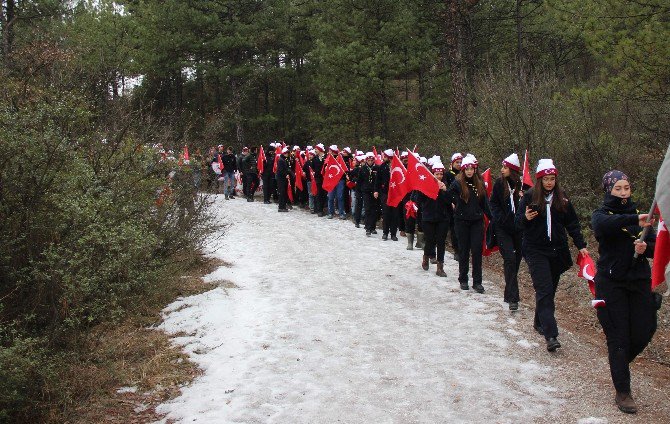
[82,195,669,423]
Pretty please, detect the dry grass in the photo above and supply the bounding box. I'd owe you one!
[51,257,226,424]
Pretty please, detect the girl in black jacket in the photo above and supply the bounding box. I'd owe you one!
[516,159,587,352]
[417,161,451,277]
[591,170,657,414]
[448,154,491,293]
[489,153,523,310]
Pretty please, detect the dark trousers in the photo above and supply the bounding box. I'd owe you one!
[423,220,449,262]
[454,219,483,286]
[380,193,398,236]
[262,173,273,202]
[496,227,522,303]
[354,191,364,224]
[524,249,563,339]
[277,178,288,210]
[404,215,416,235]
[244,173,258,198]
[314,183,327,214]
[596,278,657,393]
[363,192,378,231]
[450,218,459,254]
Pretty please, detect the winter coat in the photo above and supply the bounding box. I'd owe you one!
[312,156,325,184]
[416,185,452,223]
[221,153,238,172]
[448,178,491,222]
[374,162,390,194]
[591,194,655,283]
[275,155,294,181]
[357,164,377,193]
[489,177,521,233]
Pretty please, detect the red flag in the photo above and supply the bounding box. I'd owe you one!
[372,146,382,165]
[576,252,606,308]
[183,145,190,161]
[257,145,266,174]
[387,154,410,207]
[217,154,224,172]
[309,167,318,195]
[405,200,418,219]
[272,144,282,174]
[406,149,439,199]
[295,157,305,192]
[322,154,345,192]
[287,179,294,203]
[522,150,534,188]
[481,168,499,257]
[652,215,669,290]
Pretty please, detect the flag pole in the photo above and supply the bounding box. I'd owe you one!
[634,199,657,258]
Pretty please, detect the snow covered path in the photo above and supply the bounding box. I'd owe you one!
[156,196,566,423]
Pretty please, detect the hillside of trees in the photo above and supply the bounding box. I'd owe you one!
[1,0,668,421]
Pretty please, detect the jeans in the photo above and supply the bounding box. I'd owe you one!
[307,182,315,210]
[223,171,235,196]
[327,179,345,216]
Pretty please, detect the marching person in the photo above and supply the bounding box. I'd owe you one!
[448,154,491,293]
[312,144,327,216]
[592,170,657,414]
[304,148,315,212]
[448,152,463,260]
[375,149,398,241]
[275,147,294,212]
[516,159,587,352]
[360,152,379,236]
[221,146,238,199]
[417,161,451,277]
[350,154,365,228]
[261,143,276,204]
[327,145,346,219]
[489,153,523,310]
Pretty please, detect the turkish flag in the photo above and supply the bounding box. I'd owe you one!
[522,149,534,188]
[372,146,382,165]
[272,144,282,174]
[481,168,499,257]
[405,200,418,219]
[295,157,305,192]
[257,145,266,174]
[652,215,669,290]
[576,252,605,308]
[217,154,224,172]
[387,154,410,207]
[183,145,190,162]
[406,149,439,199]
[322,154,345,192]
[287,179,294,203]
[309,167,319,195]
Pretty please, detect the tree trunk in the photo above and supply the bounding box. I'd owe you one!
[515,0,523,81]
[231,77,244,145]
[1,0,16,65]
[443,0,469,146]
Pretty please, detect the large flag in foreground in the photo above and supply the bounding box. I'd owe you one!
[655,145,670,289]
[387,154,410,207]
[406,150,439,199]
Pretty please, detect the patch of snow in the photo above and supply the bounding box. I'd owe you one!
[156,196,567,422]
[577,418,608,424]
[116,386,137,394]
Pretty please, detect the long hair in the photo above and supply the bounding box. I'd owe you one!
[503,169,522,199]
[531,176,568,213]
[457,170,485,203]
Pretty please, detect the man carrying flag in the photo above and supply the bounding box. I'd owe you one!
[275,147,294,212]
[375,149,400,240]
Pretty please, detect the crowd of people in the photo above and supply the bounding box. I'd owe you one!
[200,141,660,415]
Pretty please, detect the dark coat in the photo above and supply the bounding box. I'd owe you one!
[489,177,521,233]
[374,162,390,194]
[221,153,238,172]
[357,164,377,193]
[416,186,452,223]
[448,178,491,222]
[275,155,294,181]
[592,195,655,282]
[311,155,325,184]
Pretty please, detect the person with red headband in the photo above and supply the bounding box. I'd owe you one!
[516,158,587,352]
[417,161,451,277]
[490,153,523,311]
[448,154,491,293]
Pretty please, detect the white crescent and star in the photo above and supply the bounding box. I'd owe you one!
[582,264,595,281]
[390,166,406,184]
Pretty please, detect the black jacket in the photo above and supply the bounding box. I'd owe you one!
[416,186,452,223]
[239,154,256,174]
[489,177,521,233]
[275,155,294,181]
[592,195,655,282]
[448,178,491,222]
[221,153,238,172]
[357,164,377,193]
[263,149,275,177]
[374,162,390,194]
[311,155,325,184]
[516,188,586,255]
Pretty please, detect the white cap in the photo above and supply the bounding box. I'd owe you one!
[451,152,463,163]
[355,154,365,161]
[502,153,521,171]
[383,149,394,157]
[329,144,339,153]
[432,162,446,172]
[428,155,441,166]
[293,145,300,151]
[343,147,352,154]
[315,143,325,152]
[365,152,375,159]
[461,154,478,169]
[420,156,427,164]
[401,151,408,158]
[281,147,289,154]
[356,150,364,156]
[306,145,313,150]
[536,159,558,178]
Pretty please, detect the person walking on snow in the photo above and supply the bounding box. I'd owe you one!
[417,161,452,277]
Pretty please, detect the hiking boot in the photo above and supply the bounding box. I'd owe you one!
[382,234,388,241]
[328,214,334,219]
[372,229,378,234]
[391,235,398,241]
[318,212,326,217]
[615,392,637,414]
[406,234,414,250]
[430,258,438,264]
[415,232,425,249]
[460,282,469,290]
[546,337,561,352]
[278,208,288,212]
[436,262,447,277]
[229,195,235,199]
[366,230,371,236]
[473,284,485,294]
[509,301,519,311]
[422,255,429,270]
[355,223,360,228]
[225,194,229,199]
